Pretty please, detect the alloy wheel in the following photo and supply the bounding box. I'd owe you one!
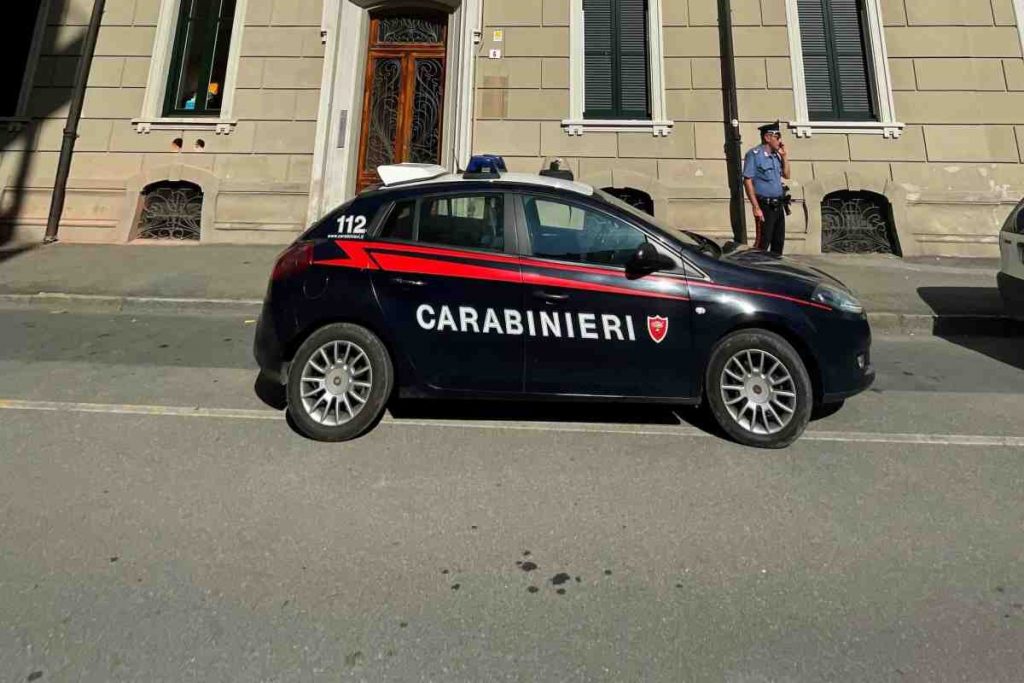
[299,341,373,427]
[720,349,797,436]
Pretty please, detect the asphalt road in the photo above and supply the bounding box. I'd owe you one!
[1,309,1022,682]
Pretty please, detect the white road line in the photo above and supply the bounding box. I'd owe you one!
[1,398,1023,448]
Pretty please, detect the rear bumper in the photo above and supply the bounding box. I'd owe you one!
[254,300,290,385]
[997,271,1024,318]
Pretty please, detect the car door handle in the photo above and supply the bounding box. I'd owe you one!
[533,290,570,302]
[391,277,427,287]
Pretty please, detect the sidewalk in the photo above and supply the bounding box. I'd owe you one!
[0,243,1012,335]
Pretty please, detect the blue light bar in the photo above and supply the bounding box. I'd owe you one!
[464,154,507,177]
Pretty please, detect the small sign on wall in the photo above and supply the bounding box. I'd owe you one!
[488,48,502,59]
[493,29,503,42]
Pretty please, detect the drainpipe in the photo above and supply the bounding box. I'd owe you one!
[44,0,107,244]
[717,0,746,244]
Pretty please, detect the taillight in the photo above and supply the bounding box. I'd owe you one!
[272,241,314,281]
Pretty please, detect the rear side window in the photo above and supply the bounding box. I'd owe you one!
[380,200,415,241]
[379,193,505,252]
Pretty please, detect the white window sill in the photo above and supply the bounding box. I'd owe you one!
[788,120,904,139]
[562,119,674,136]
[132,118,238,135]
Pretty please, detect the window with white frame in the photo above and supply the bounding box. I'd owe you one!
[564,0,671,135]
[785,0,903,138]
[1,0,48,120]
[134,0,248,133]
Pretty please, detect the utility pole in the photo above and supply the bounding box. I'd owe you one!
[44,0,107,244]
[717,0,747,244]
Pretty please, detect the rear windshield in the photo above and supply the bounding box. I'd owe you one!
[1001,199,1024,235]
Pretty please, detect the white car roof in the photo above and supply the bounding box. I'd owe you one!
[376,164,594,197]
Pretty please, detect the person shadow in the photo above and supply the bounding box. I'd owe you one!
[1,0,84,263]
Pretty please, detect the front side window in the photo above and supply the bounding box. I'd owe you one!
[797,0,876,121]
[164,0,237,116]
[523,195,647,267]
[583,0,650,120]
[380,194,505,252]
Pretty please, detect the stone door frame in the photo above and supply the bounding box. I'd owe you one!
[307,0,480,224]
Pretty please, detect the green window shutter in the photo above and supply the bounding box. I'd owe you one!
[797,0,877,121]
[584,0,651,120]
[164,0,238,117]
[583,0,615,116]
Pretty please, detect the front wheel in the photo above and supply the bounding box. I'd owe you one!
[705,330,813,449]
[286,323,393,442]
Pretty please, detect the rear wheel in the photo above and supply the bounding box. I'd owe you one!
[705,329,813,449]
[286,323,393,442]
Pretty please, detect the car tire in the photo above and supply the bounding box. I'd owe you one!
[705,329,813,449]
[286,323,394,442]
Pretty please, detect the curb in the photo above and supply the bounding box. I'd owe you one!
[868,312,1022,338]
[0,292,1019,337]
[0,293,263,317]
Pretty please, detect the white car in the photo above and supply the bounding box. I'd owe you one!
[999,198,1024,319]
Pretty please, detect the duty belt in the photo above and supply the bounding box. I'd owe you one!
[757,196,784,208]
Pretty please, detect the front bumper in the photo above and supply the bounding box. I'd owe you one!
[815,312,874,403]
[823,363,875,403]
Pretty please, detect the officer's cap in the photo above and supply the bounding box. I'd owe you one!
[758,120,782,137]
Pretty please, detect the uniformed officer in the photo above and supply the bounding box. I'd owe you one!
[742,121,791,255]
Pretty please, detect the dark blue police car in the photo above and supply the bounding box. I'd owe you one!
[255,156,874,449]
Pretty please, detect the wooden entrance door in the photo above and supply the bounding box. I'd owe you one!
[356,13,448,192]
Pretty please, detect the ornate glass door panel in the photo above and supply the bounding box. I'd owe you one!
[356,14,447,192]
[408,58,445,164]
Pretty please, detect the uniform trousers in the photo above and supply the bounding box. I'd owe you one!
[755,198,786,255]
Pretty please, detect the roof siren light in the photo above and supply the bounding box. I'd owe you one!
[463,154,508,178]
[539,157,574,182]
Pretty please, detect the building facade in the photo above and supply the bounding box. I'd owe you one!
[2,0,1024,256]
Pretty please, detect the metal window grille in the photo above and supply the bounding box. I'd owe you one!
[821,191,900,255]
[136,182,203,241]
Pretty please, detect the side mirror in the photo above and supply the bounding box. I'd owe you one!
[627,242,675,275]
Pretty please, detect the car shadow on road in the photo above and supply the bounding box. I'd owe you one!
[917,286,1024,371]
[259,373,846,442]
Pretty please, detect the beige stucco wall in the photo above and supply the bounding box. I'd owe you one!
[0,0,324,245]
[3,0,1022,254]
[474,0,1024,256]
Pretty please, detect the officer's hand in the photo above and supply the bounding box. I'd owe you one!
[778,142,788,159]
[753,207,764,222]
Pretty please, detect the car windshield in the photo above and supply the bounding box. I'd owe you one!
[593,188,706,252]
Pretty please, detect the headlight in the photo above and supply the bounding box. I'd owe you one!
[812,284,864,314]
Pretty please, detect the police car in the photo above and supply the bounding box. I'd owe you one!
[255,155,874,449]
[998,197,1024,319]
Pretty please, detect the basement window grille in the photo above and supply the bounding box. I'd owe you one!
[821,190,900,255]
[136,181,203,241]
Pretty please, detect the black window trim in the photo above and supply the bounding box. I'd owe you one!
[371,190,519,257]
